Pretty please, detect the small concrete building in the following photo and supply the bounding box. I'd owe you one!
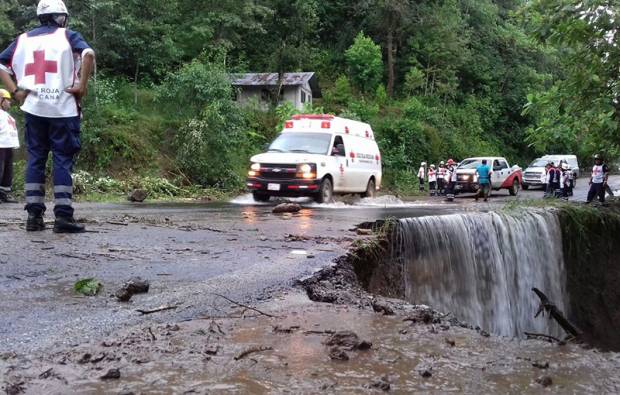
[230,72,321,111]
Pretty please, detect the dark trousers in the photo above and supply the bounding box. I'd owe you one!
[437,178,444,195]
[429,181,437,196]
[24,113,81,218]
[446,182,456,200]
[476,183,490,201]
[587,183,605,203]
[0,148,13,193]
[419,177,425,191]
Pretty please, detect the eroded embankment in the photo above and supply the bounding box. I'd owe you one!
[346,205,620,351]
[558,205,620,351]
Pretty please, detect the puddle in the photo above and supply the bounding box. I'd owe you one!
[231,193,440,209]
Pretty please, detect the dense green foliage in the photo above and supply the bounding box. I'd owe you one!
[1,0,616,194]
[523,0,620,159]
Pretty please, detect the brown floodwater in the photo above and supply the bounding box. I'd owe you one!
[41,294,620,394]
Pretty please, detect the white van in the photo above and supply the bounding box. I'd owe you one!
[522,154,580,190]
[246,114,382,203]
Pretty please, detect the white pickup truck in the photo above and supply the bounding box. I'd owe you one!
[454,157,523,196]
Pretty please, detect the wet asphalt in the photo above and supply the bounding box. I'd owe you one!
[0,176,617,355]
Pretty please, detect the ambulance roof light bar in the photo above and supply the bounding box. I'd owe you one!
[291,114,335,120]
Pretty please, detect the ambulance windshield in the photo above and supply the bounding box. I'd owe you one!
[268,133,332,155]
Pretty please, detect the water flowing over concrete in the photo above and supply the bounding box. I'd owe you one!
[394,210,568,338]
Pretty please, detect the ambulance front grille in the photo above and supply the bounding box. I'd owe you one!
[260,164,298,180]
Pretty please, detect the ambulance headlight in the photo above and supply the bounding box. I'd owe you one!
[299,164,312,174]
[296,163,316,179]
[250,163,261,171]
[473,174,479,183]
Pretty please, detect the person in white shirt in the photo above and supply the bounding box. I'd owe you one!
[586,154,609,203]
[428,164,437,196]
[0,89,19,203]
[418,162,426,192]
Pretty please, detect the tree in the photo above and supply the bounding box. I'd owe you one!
[366,0,414,97]
[345,32,383,93]
[524,0,620,158]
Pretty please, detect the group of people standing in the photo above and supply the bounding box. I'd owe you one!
[417,159,460,201]
[543,161,574,200]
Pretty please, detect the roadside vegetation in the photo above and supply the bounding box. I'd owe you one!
[1,0,617,199]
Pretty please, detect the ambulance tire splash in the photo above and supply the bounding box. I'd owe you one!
[315,177,334,204]
[252,191,271,202]
[362,178,376,199]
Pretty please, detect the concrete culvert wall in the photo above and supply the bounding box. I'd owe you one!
[348,205,620,350]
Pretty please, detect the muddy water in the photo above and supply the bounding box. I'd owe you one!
[49,294,620,394]
[394,210,568,338]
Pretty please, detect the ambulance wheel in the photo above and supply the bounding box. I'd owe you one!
[361,178,376,198]
[509,180,520,196]
[522,184,529,190]
[252,192,271,202]
[315,178,334,203]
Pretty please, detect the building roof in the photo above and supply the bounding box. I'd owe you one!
[230,72,321,97]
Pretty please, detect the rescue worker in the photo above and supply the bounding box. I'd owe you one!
[418,162,426,192]
[559,162,571,201]
[475,159,492,202]
[445,159,457,202]
[428,164,437,196]
[543,162,551,195]
[544,162,559,198]
[437,161,446,195]
[586,154,609,204]
[0,0,95,232]
[0,89,19,203]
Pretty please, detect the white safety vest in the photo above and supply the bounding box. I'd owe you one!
[444,169,451,183]
[450,166,458,182]
[592,165,605,184]
[0,110,19,148]
[428,169,437,182]
[11,28,79,118]
[418,167,425,179]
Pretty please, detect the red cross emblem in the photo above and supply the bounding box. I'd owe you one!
[7,117,16,130]
[25,50,58,85]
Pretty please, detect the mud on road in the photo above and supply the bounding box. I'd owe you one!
[1,187,620,393]
[3,262,620,394]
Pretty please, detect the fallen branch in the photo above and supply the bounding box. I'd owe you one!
[524,332,561,343]
[147,327,156,341]
[234,346,273,361]
[532,288,581,338]
[303,330,336,336]
[211,293,279,318]
[136,305,178,315]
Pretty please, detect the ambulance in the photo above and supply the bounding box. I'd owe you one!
[246,114,382,203]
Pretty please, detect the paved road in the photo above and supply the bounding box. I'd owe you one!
[0,175,617,354]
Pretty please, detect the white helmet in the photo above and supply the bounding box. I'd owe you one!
[421,162,427,166]
[37,0,69,16]
[430,164,436,168]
